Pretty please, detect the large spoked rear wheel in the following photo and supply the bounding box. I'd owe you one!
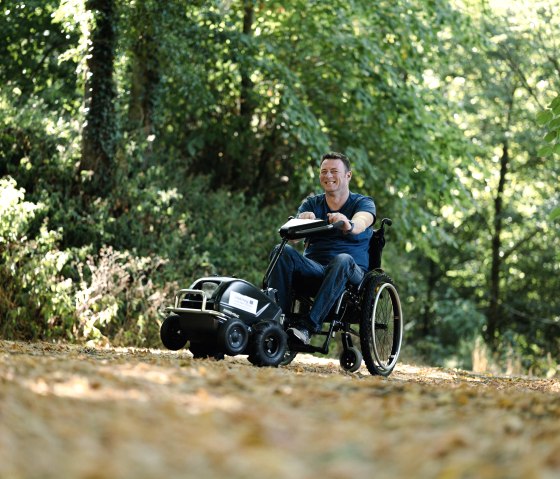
[359,273,403,377]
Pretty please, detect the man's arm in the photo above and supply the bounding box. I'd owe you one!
[326,210,374,235]
[349,211,374,235]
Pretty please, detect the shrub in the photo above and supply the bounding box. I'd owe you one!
[0,177,75,339]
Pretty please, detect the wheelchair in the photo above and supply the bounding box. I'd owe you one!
[159,217,402,376]
[264,217,403,376]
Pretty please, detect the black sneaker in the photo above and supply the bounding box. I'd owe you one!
[287,326,311,345]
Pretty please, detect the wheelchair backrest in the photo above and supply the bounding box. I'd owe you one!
[368,221,390,271]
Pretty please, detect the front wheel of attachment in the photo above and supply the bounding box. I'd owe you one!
[218,320,249,356]
[160,314,188,351]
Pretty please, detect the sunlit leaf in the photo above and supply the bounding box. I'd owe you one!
[536,110,553,126]
[548,206,560,221]
[550,95,560,109]
[550,206,560,221]
[537,145,553,157]
[549,117,560,129]
[543,130,557,143]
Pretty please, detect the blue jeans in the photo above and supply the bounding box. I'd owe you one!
[268,244,365,333]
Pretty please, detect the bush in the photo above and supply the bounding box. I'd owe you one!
[0,177,75,340]
[0,173,292,346]
[73,246,172,346]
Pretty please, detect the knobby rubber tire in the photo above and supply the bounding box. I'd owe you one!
[248,321,288,367]
[279,350,298,366]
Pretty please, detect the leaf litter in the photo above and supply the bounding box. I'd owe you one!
[1,340,559,479]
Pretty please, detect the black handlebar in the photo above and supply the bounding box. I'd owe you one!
[279,219,346,240]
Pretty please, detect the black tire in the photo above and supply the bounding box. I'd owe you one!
[359,273,403,377]
[160,314,188,351]
[189,341,225,360]
[248,321,288,367]
[218,320,249,356]
[279,349,298,366]
[340,347,363,373]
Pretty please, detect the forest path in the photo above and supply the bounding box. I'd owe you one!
[1,340,559,479]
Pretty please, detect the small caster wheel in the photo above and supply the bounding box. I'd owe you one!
[340,347,363,372]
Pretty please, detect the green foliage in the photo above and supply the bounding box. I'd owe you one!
[0,0,559,375]
[538,96,560,157]
[0,177,74,339]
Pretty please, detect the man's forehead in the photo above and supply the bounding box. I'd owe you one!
[320,159,345,169]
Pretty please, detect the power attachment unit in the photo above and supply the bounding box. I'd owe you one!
[160,276,288,367]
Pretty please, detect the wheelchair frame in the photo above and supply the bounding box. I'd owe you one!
[264,218,403,376]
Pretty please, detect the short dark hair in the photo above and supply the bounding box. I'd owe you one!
[321,152,351,172]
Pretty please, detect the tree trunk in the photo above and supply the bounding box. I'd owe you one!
[127,1,159,141]
[238,0,256,187]
[422,258,438,336]
[486,141,509,346]
[81,0,117,196]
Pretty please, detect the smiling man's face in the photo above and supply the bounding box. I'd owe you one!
[319,158,352,194]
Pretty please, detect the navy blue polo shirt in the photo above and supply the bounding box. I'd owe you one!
[297,192,376,271]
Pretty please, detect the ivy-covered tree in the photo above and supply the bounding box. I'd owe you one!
[80,0,117,196]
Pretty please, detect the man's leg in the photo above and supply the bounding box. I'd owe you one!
[307,254,364,333]
[267,244,324,314]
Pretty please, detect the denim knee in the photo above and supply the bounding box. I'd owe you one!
[270,243,299,263]
[327,253,354,271]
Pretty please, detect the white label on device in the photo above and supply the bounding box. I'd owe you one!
[228,291,258,315]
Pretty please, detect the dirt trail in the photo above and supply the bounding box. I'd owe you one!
[1,340,559,479]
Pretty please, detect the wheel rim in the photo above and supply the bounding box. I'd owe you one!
[370,283,402,372]
[341,351,357,370]
[222,321,248,354]
[340,347,362,372]
[228,326,245,349]
[263,333,280,357]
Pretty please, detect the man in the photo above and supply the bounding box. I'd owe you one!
[269,152,376,344]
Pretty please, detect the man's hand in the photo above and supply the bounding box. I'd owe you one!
[298,212,316,220]
[327,212,352,232]
[327,211,374,234]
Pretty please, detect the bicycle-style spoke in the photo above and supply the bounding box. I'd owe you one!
[373,290,395,365]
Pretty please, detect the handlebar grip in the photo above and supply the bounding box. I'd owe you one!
[331,220,345,229]
[381,218,393,227]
